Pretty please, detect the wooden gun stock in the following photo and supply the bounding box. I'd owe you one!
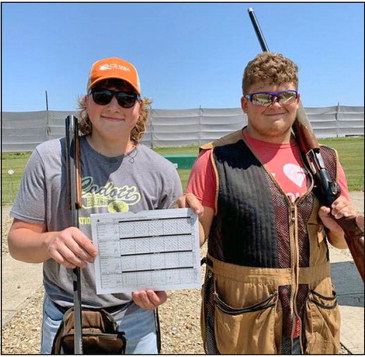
[66,116,82,213]
[293,102,320,152]
[294,106,364,281]
[338,217,364,281]
[248,8,364,282]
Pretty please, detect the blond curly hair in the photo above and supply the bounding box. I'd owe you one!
[242,52,299,94]
[77,79,151,143]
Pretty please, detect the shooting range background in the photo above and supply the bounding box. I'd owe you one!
[3,105,364,152]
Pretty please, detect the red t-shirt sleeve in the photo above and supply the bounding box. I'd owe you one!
[185,149,216,210]
[337,161,350,201]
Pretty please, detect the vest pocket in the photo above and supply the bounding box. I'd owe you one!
[214,290,281,354]
[304,287,340,354]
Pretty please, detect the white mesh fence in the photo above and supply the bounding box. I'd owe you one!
[2,105,363,152]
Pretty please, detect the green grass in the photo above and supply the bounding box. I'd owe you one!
[318,137,364,191]
[153,145,200,156]
[2,152,32,205]
[2,137,363,205]
[176,169,192,191]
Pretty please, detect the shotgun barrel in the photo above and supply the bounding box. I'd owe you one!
[65,115,83,353]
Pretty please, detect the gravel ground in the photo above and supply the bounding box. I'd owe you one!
[2,198,361,354]
[1,206,12,256]
[1,284,206,354]
[1,205,206,354]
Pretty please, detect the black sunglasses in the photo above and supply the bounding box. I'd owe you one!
[89,89,140,108]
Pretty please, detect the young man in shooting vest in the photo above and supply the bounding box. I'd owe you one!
[8,57,183,354]
[177,52,359,354]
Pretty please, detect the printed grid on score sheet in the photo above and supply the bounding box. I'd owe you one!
[91,209,201,294]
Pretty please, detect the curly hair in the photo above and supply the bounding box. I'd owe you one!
[77,79,151,143]
[242,52,299,94]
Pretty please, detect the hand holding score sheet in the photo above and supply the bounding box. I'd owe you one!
[90,208,201,294]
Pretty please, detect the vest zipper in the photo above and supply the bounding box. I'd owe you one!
[253,147,306,353]
[289,204,302,351]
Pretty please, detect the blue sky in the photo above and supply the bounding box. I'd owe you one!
[2,2,364,112]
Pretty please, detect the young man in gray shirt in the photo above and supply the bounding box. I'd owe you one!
[8,56,183,354]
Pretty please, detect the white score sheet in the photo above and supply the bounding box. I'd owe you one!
[90,208,201,294]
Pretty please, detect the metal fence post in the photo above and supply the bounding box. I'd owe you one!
[198,106,203,146]
[336,102,340,138]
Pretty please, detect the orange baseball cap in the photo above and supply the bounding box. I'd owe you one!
[87,57,141,94]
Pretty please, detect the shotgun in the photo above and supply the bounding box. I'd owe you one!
[65,115,83,353]
[247,8,364,281]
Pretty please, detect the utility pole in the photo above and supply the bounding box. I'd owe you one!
[45,90,49,111]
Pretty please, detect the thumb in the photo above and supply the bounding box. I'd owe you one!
[318,206,331,219]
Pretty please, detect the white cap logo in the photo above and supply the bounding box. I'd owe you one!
[99,64,131,72]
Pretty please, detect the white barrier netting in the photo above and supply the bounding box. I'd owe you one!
[2,105,363,152]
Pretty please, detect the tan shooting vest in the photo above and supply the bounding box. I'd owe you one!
[200,130,341,354]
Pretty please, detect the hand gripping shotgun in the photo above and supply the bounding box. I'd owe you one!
[247,8,364,281]
[65,115,83,353]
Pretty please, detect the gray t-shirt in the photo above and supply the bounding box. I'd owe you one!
[11,136,183,311]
